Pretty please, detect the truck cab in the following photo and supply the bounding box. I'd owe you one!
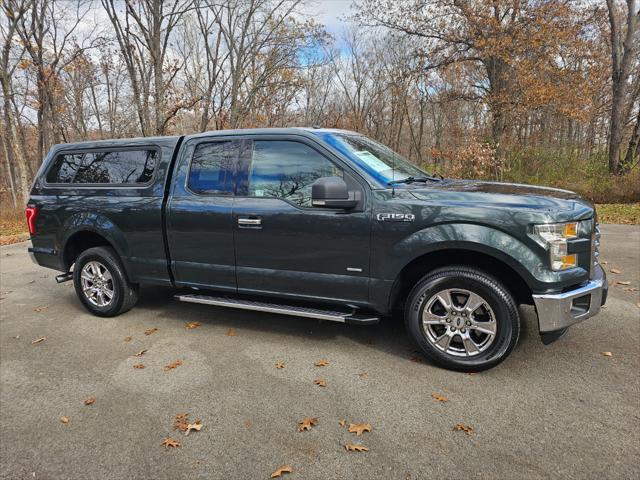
[26,128,607,371]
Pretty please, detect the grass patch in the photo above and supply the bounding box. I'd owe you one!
[0,207,28,246]
[595,203,640,225]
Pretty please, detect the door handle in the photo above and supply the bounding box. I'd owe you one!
[238,217,262,228]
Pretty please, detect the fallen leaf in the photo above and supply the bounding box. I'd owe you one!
[601,260,608,265]
[431,392,448,402]
[314,359,329,367]
[164,359,183,372]
[624,287,638,292]
[275,361,285,369]
[454,423,473,435]
[344,443,369,452]
[409,355,424,363]
[185,420,203,436]
[601,351,613,357]
[175,413,189,432]
[84,396,96,406]
[185,322,201,329]
[339,419,347,427]
[357,372,368,378]
[610,268,621,274]
[31,337,46,344]
[161,437,180,449]
[314,379,327,387]
[616,281,631,285]
[123,336,132,342]
[144,327,158,335]
[60,416,69,424]
[297,417,318,432]
[34,306,48,312]
[133,364,145,369]
[133,349,147,357]
[271,465,293,478]
[348,422,372,436]
[226,328,237,337]
[245,420,252,428]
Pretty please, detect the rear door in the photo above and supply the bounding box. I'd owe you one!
[233,136,372,304]
[166,137,249,291]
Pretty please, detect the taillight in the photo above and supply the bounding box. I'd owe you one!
[25,205,37,235]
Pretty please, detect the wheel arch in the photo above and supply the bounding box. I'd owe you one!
[63,230,121,272]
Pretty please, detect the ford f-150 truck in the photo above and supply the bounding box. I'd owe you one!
[26,128,607,371]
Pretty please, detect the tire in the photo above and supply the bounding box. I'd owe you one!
[73,246,138,317]
[404,266,520,372]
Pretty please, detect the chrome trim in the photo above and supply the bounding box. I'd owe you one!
[533,264,605,333]
[237,218,262,226]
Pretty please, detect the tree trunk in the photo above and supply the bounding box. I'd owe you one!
[623,107,640,167]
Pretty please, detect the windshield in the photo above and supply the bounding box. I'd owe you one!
[318,132,429,185]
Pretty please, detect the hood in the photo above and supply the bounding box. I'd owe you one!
[408,179,594,215]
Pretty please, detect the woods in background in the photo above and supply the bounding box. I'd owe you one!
[1,0,639,207]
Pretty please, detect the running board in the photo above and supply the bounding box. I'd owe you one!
[175,294,379,325]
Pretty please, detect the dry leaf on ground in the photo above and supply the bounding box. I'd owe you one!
[348,422,372,436]
[34,306,48,312]
[275,361,285,369]
[245,420,251,428]
[175,413,189,432]
[133,364,145,369]
[431,393,448,402]
[617,281,631,285]
[60,416,69,424]
[357,372,367,378]
[610,268,621,274]
[409,355,424,363]
[271,465,293,478]
[601,351,613,357]
[133,349,147,357]
[185,420,202,436]
[344,443,369,452]
[314,379,327,387]
[123,336,132,342]
[624,287,638,292]
[454,423,473,435]
[164,359,183,372]
[185,322,201,329]
[161,437,180,449]
[31,337,46,344]
[144,327,158,335]
[297,417,318,432]
[339,419,346,427]
[227,328,237,336]
[84,396,96,405]
[314,359,329,367]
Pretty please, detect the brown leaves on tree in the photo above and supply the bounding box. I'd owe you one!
[144,327,158,335]
[314,359,329,367]
[31,337,46,344]
[133,364,145,369]
[60,416,69,424]
[431,393,448,402]
[185,322,201,329]
[297,417,318,432]
[271,465,293,478]
[275,361,285,369]
[164,359,183,372]
[454,423,473,435]
[314,379,327,387]
[344,443,369,452]
[84,396,96,406]
[227,328,237,336]
[161,437,181,449]
[348,422,372,436]
[123,336,132,342]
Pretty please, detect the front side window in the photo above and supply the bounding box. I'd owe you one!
[187,141,240,195]
[46,149,157,184]
[248,141,342,207]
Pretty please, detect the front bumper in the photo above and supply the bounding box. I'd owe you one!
[532,263,607,334]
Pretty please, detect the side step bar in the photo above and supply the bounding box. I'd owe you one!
[175,294,379,325]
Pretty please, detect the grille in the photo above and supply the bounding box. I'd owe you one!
[590,220,601,277]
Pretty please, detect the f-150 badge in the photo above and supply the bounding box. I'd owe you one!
[376,213,415,222]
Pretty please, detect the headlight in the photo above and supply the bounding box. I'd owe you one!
[532,222,578,271]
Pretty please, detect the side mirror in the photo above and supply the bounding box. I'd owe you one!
[311,177,358,210]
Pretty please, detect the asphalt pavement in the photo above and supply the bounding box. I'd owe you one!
[1,224,639,479]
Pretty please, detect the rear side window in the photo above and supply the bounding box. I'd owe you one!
[46,149,157,185]
[187,141,241,195]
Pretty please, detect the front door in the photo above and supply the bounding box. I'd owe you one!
[167,137,248,291]
[233,137,371,304]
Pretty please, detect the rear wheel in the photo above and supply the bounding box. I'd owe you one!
[73,246,138,317]
[405,266,520,372]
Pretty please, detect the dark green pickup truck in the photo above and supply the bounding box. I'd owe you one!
[26,128,607,371]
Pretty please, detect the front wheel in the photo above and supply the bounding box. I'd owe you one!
[73,246,138,317]
[405,266,520,372]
